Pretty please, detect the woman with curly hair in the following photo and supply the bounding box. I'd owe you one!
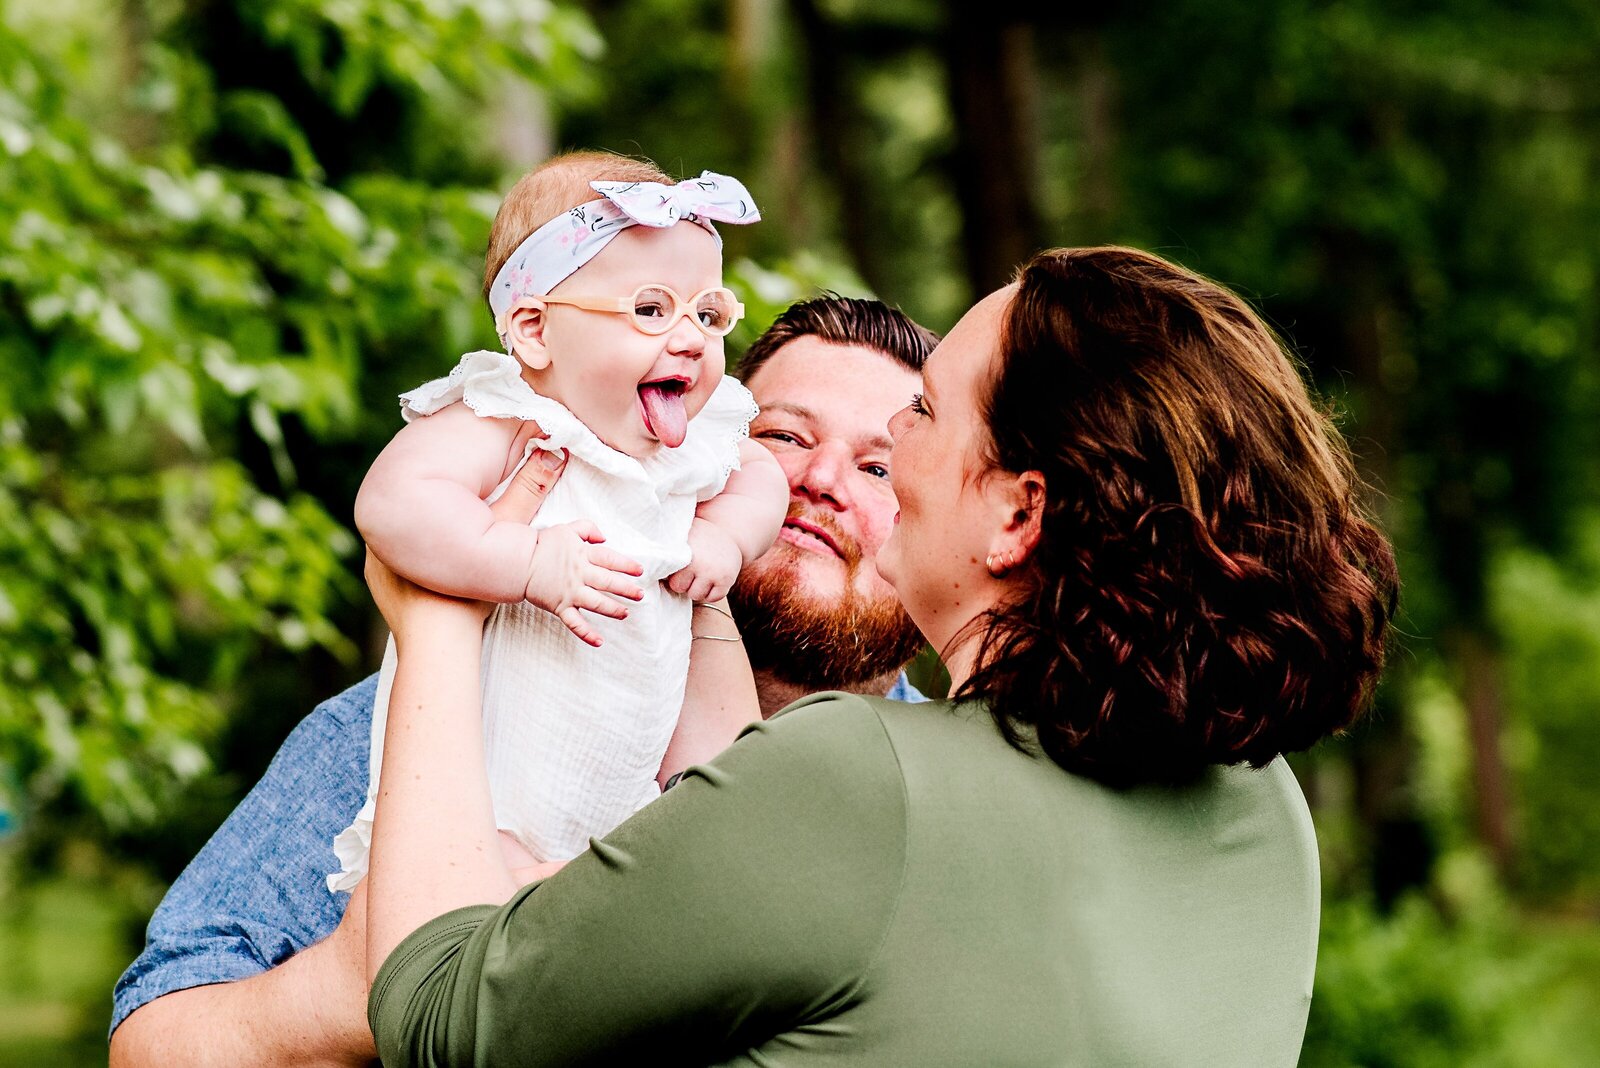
[358,246,1397,1067]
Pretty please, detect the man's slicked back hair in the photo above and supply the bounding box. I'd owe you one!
[735,295,939,381]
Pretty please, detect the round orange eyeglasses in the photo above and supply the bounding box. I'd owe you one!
[531,284,745,338]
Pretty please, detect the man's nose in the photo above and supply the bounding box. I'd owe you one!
[792,444,851,509]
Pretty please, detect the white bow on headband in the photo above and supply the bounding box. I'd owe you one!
[589,173,759,229]
[489,170,761,338]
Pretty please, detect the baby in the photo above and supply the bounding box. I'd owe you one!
[328,153,787,889]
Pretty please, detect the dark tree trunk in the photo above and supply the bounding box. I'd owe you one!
[1332,253,1437,906]
[788,0,889,294]
[725,0,766,164]
[942,3,1045,295]
[1455,629,1517,877]
[1065,29,1117,241]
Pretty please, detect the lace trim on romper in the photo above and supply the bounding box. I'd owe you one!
[398,350,756,495]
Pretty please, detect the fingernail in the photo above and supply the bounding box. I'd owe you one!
[537,449,565,472]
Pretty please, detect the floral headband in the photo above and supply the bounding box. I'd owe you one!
[488,170,761,345]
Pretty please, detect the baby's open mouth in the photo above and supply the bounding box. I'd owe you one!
[639,376,690,448]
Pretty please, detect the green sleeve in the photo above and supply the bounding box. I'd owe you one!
[368,693,909,1068]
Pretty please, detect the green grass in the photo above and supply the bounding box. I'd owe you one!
[1505,918,1600,1063]
[0,872,133,1067]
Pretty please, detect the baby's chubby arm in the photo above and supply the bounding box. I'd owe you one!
[356,403,550,602]
[666,439,788,603]
[357,404,644,645]
[704,439,789,565]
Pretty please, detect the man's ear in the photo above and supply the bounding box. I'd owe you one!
[503,300,552,371]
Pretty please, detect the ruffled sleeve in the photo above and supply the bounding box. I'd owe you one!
[399,351,655,484]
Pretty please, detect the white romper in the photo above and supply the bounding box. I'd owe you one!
[328,350,756,889]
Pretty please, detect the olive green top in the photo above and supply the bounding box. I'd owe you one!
[369,693,1320,1067]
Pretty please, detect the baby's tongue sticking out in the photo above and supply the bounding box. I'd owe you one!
[639,383,688,448]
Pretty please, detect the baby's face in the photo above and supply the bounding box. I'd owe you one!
[530,222,727,457]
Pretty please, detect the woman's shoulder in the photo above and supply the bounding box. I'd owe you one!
[758,692,1315,852]
[720,693,927,815]
[769,692,998,761]
[753,690,908,769]
[762,693,1009,801]
[839,694,1315,853]
[838,693,1019,762]
[683,693,913,870]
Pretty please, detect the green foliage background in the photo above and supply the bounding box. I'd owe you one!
[1,0,1597,1062]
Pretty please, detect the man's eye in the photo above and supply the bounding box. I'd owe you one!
[862,463,890,480]
[757,430,801,446]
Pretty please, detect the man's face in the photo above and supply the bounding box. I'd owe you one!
[733,337,927,688]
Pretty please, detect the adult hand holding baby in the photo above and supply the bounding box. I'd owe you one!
[358,462,577,913]
[486,438,567,524]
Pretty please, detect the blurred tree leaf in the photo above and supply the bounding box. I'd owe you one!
[0,0,599,839]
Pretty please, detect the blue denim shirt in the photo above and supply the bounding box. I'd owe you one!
[110,671,927,1035]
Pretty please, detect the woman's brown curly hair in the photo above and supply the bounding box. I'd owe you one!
[954,247,1399,788]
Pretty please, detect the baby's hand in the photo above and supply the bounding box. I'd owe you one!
[666,517,743,603]
[524,521,645,647]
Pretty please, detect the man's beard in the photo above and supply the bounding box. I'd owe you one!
[730,510,926,691]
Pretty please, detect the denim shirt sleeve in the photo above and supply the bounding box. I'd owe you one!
[109,674,378,1037]
[885,670,930,703]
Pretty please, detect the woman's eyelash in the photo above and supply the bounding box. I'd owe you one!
[909,392,929,415]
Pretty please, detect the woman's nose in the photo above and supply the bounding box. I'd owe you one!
[888,405,913,440]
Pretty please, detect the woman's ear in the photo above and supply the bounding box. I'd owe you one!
[984,470,1046,576]
[1015,471,1045,541]
[503,300,552,371]
[1007,470,1046,556]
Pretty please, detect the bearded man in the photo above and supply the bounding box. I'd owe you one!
[109,296,939,1067]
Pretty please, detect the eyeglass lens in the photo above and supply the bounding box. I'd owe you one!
[631,286,738,336]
